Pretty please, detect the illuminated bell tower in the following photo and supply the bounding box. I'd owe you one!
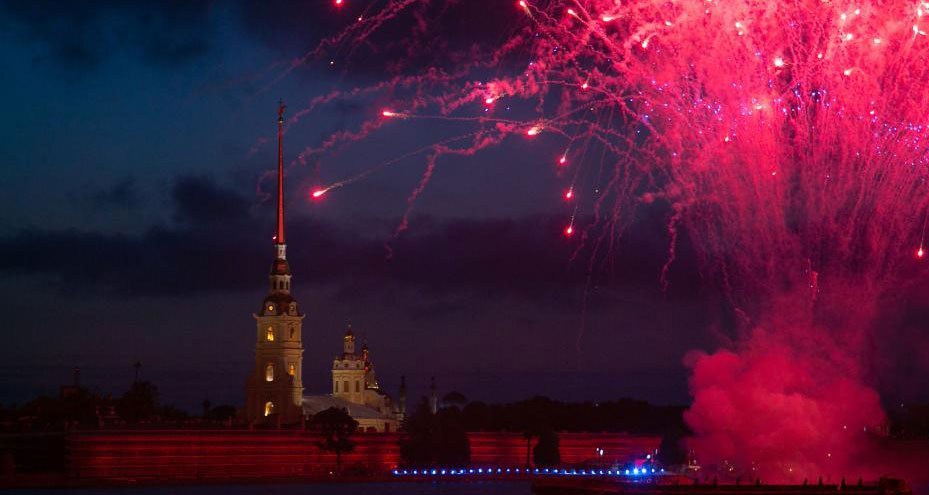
[245,101,305,424]
[333,325,366,404]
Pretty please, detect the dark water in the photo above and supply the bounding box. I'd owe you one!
[5,481,532,495]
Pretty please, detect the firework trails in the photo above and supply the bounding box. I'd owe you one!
[272,0,929,481]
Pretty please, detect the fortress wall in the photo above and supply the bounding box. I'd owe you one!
[67,429,660,481]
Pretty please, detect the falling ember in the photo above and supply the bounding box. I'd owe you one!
[311,189,327,199]
[918,247,925,259]
[567,8,578,17]
[564,225,574,236]
[773,57,785,67]
[564,189,574,200]
[335,0,343,5]
[526,126,541,136]
[559,154,567,165]
[601,15,616,22]
[382,110,398,117]
[485,96,496,105]
[581,80,589,90]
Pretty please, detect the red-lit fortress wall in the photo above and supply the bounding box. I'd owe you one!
[68,430,660,481]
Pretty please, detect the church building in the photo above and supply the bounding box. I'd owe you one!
[302,325,404,432]
[245,102,403,432]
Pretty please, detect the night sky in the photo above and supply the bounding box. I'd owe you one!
[1,1,924,413]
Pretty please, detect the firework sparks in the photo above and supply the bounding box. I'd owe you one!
[268,0,929,480]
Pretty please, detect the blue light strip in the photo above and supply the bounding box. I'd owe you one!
[391,466,666,477]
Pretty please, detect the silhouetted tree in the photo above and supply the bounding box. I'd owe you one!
[116,381,159,423]
[310,407,358,473]
[533,427,561,467]
[159,404,188,423]
[206,405,237,422]
[458,397,685,436]
[521,402,548,468]
[441,391,467,409]
[400,398,470,466]
[461,400,491,430]
[657,424,689,467]
[522,429,535,468]
[17,390,99,430]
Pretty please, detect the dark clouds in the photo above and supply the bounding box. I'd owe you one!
[0,174,718,409]
[0,174,701,307]
[237,0,520,65]
[0,0,212,72]
[81,177,139,210]
[0,0,518,77]
[171,175,251,225]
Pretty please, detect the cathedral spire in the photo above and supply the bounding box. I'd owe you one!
[268,101,292,292]
[275,100,286,252]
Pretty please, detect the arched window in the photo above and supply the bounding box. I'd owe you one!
[334,381,339,393]
[266,326,274,341]
[343,380,349,393]
[355,380,360,392]
[265,363,274,382]
[264,401,274,417]
[289,326,295,339]
[288,363,295,376]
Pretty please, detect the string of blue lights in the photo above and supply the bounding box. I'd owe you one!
[392,466,666,477]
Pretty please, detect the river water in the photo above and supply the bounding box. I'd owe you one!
[6,481,533,495]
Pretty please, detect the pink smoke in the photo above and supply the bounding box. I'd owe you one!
[683,288,895,482]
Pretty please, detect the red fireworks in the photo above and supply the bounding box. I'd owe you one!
[267,0,929,480]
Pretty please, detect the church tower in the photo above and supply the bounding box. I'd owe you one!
[245,101,305,424]
[332,325,366,405]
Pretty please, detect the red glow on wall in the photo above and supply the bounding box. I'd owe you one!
[67,430,659,479]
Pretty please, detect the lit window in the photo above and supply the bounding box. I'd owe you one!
[288,363,295,376]
[267,305,274,312]
[266,363,274,382]
[266,326,274,341]
[264,401,274,417]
